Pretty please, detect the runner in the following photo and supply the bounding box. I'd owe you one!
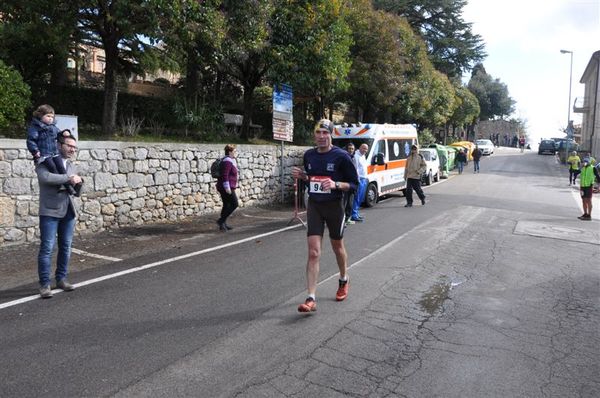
[291,119,359,313]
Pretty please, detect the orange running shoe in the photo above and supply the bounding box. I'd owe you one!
[336,279,349,301]
[298,297,317,312]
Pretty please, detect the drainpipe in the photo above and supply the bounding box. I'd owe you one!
[591,56,599,156]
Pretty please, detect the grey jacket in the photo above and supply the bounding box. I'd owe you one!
[36,159,79,218]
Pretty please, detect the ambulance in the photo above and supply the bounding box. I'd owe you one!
[332,123,419,207]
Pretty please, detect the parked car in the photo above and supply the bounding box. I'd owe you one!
[538,139,556,155]
[418,148,440,185]
[475,139,494,155]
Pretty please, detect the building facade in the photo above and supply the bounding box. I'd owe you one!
[574,50,600,159]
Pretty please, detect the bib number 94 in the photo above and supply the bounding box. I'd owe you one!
[309,176,331,194]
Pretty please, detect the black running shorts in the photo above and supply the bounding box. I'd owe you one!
[581,186,593,198]
[306,197,345,240]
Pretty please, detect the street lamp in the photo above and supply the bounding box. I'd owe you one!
[560,49,573,163]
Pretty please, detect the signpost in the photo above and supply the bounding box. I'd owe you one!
[273,84,294,204]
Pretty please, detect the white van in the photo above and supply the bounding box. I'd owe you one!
[332,123,418,206]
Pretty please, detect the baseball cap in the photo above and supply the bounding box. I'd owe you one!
[315,119,334,134]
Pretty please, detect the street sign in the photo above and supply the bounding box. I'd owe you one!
[273,84,293,142]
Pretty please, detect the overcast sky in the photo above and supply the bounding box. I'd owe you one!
[462,0,600,142]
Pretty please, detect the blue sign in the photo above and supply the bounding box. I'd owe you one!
[273,84,293,114]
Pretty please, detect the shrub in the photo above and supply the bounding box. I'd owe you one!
[0,59,31,130]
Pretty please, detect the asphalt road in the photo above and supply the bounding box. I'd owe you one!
[1,147,599,397]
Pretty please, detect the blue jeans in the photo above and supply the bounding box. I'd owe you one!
[473,160,480,172]
[38,207,75,287]
[457,161,464,174]
[352,178,368,219]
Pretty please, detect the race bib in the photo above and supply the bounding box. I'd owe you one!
[309,176,331,194]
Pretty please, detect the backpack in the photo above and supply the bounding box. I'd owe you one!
[210,158,222,179]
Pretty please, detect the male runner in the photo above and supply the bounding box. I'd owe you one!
[292,119,359,312]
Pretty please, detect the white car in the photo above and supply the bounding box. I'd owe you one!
[418,148,440,185]
[475,139,494,155]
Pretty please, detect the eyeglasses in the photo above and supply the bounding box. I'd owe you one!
[62,143,78,150]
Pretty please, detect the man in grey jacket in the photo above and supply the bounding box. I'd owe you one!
[36,134,83,298]
[404,144,427,207]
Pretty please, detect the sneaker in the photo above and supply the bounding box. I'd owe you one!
[421,198,426,205]
[224,223,233,230]
[298,297,317,312]
[582,215,592,221]
[404,203,412,208]
[216,221,227,232]
[39,285,53,299]
[345,219,355,225]
[351,217,363,222]
[57,279,75,291]
[336,279,349,301]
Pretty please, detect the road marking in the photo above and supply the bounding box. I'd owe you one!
[0,224,302,310]
[71,248,122,262]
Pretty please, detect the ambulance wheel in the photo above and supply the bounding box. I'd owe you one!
[365,183,378,207]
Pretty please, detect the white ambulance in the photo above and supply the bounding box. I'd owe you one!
[332,123,418,207]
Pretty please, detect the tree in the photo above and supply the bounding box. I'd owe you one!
[446,84,480,141]
[344,2,407,122]
[159,0,225,102]
[0,1,80,92]
[0,60,31,129]
[467,63,514,120]
[78,0,174,135]
[270,0,352,121]
[373,0,486,78]
[219,0,274,140]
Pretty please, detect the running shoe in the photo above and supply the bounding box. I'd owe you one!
[336,279,349,301]
[298,297,317,312]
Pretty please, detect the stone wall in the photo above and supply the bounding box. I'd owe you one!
[0,139,307,246]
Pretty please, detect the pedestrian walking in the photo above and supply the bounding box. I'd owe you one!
[36,134,83,298]
[351,143,369,222]
[578,157,595,221]
[519,136,526,152]
[291,119,358,313]
[566,151,581,185]
[456,148,467,174]
[404,144,427,207]
[26,104,79,195]
[343,143,356,226]
[216,144,239,231]
[472,145,482,173]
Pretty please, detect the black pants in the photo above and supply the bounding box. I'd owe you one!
[569,169,580,184]
[218,190,238,224]
[343,191,354,219]
[405,178,425,204]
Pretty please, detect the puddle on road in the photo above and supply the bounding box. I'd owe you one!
[419,278,464,315]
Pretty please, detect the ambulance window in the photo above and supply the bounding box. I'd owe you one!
[374,140,386,158]
[388,139,412,160]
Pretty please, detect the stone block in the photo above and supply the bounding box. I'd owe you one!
[12,159,35,177]
[0,161,12,177]
[127,173,145,188]
[4,178,32,195]
[84,200,102,216]
[91,149,108,160]
[0,197,15,226]
[112,174,128,188]
[118,159,134,173]
[95,172,114,191]
[134,148,148,160]
[107,150,123,160]
[4,228,25,242]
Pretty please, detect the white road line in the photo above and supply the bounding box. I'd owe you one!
[71,248,122,262]
[0,224,302,310]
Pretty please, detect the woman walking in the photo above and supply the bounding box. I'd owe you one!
[216,144,239,231]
